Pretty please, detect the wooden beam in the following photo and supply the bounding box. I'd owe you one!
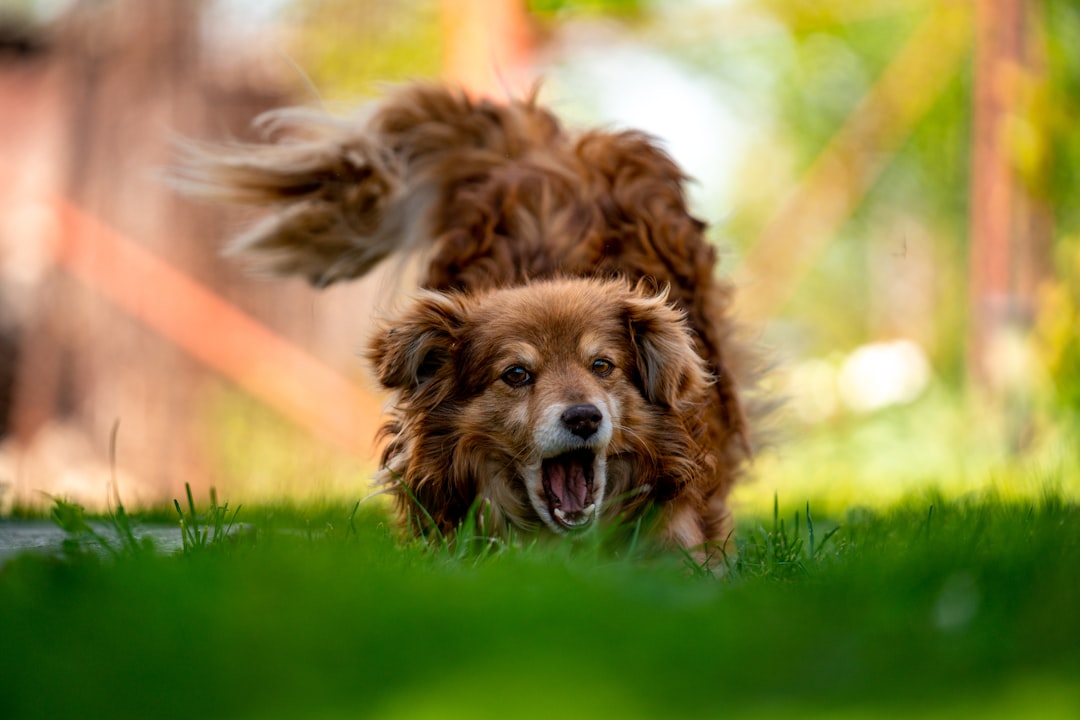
[47,199,382,457]
[734,4,971,324]
[967,0,1024,387]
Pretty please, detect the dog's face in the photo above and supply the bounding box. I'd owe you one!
[463,293,626,532]
[369,278,710,535]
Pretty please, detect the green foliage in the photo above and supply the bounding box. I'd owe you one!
[284,0,443,102]
[1043,0,1080,233]
[724,6,971,360]
[528,0,645,18]
[773,12,922,169]
[1037,241,1080,421]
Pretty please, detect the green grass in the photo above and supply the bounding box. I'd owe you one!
[2,487,1079,719]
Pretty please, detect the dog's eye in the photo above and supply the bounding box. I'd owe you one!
[591,358,615,377]
[501,365,533,387]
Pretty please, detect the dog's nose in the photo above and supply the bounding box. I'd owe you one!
[561,403,603,438]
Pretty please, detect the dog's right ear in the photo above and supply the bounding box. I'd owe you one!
[367,291,466,397]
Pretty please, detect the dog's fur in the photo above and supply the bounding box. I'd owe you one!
[180,84,753,557]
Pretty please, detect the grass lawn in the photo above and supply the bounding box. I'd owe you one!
[1,486,1078,720]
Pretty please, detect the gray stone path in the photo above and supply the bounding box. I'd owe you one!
[0,521,184,563]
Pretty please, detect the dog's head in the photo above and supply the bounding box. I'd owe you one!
[368,277,711,534]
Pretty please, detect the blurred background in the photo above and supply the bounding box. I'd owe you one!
[0,0,1077,514]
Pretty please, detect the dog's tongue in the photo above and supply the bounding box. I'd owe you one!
[543,455,589,512]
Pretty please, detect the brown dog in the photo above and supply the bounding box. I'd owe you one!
[181,84,753,560]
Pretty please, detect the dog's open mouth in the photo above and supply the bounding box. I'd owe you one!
[541,449,596,530]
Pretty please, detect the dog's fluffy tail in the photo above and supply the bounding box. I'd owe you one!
[174,84,562,287]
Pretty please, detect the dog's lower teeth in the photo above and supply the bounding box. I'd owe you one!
[553,507,594,527]
[553,511,596,528]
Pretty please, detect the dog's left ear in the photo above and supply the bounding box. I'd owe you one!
[624,289,712,410]
[367,291,466,399]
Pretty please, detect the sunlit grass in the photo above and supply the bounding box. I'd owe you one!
[2,481,1079,719]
